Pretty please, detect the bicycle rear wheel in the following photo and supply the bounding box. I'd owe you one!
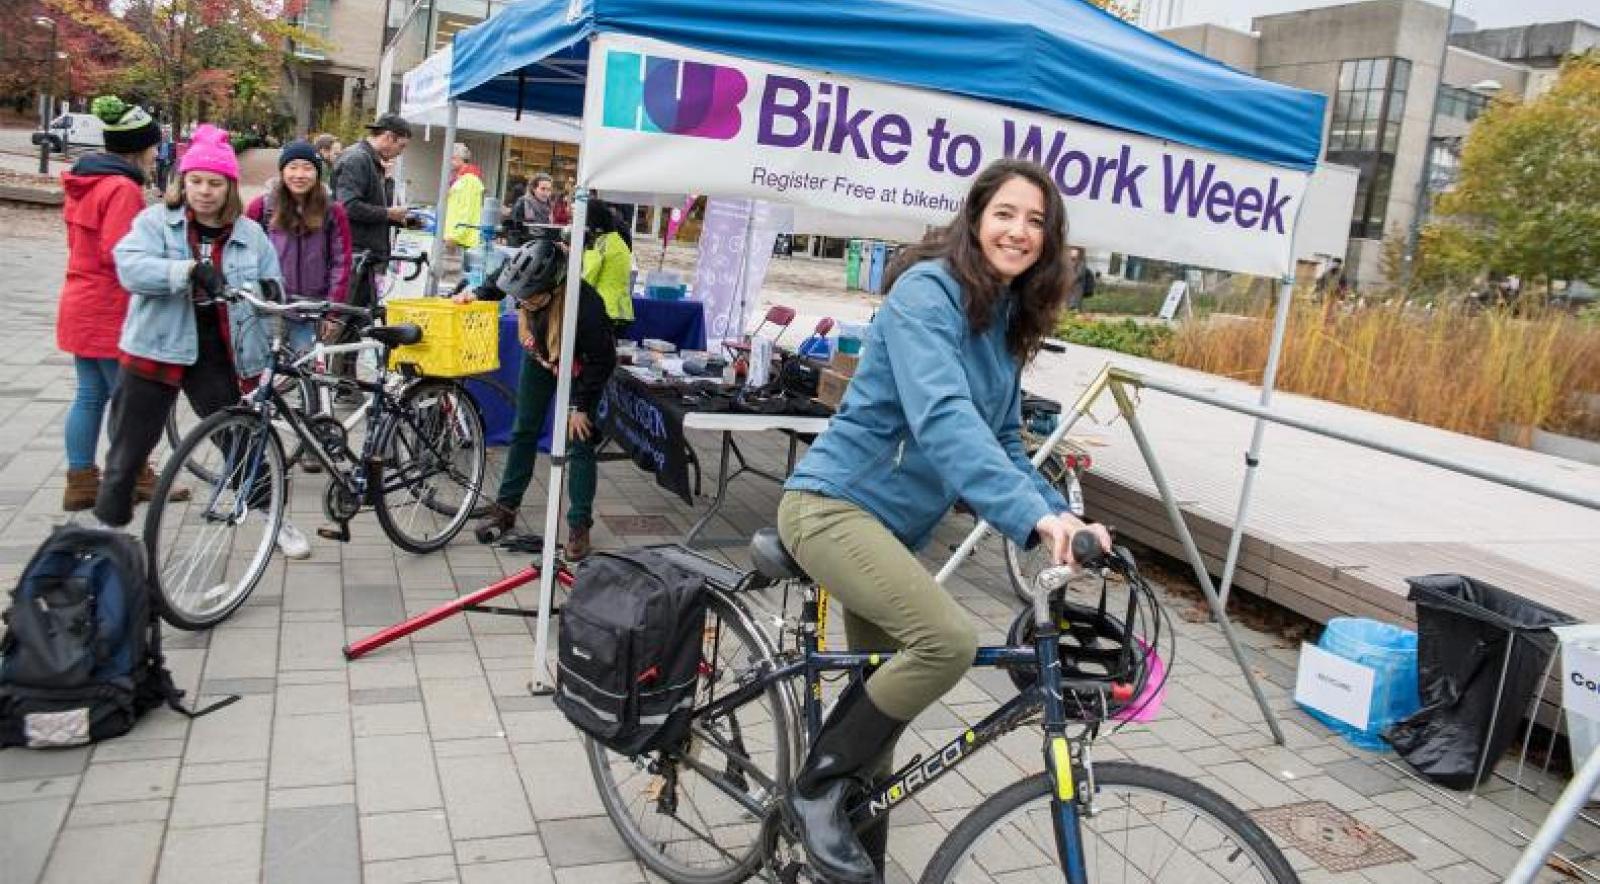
[588,589,795,884]
[920,762,1299,884]
[373,379,486,553]
[145,408,286,630]
[462,375,515,518]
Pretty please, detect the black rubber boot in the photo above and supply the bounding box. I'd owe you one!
[788,681,906,884]
[858,815,889,880]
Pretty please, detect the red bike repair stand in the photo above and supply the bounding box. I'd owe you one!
[342,534,575,660]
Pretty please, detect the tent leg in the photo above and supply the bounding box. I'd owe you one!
[1110,379,1286,745]
[529,189,591,692]
[936,364,1112,584]
[1216,272,1295,609]
[426,101,459,297]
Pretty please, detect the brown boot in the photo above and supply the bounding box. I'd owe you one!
[63,466,100,512]
[135,463,191,504]
[565,521,593,561]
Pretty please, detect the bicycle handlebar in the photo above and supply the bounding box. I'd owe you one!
[351,249,430,281]
[220,285,372,324]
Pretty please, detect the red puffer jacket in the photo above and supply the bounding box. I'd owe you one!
[57,154,147,358]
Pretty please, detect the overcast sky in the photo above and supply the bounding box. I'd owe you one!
[1168,0,1595,31]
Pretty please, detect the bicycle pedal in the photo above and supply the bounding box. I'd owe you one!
[474,523,506,545]
[316,522,351,543]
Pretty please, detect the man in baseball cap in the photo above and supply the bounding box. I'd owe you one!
[331,113,413,310]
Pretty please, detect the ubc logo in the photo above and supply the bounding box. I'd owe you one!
[601,50,747,140]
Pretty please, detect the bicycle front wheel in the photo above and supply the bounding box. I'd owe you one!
[588,589,795,884]
[921,762,1299,884]
[145,408,287,630]
[373,379,486,554]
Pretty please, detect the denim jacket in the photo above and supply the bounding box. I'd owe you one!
[786,260,1068,550]
[113,204,282,377]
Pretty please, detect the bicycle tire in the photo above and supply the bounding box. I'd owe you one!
[162,374,314,483]
[588,589,795,884]
[462,375,515,519]
[920,763,1299,884]
[373,378,485,554]
[144,408,286,631]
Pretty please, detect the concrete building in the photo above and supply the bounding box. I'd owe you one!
[283,0,388,134]
[1162,0,1592,287]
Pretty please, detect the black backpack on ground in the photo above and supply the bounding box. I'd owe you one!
[556,548,708,757]
[0,526,235,748]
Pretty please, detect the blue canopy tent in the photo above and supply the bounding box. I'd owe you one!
[436,0,1328,740]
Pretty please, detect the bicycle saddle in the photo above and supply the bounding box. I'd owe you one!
[364,324,423,348]
[749,528,809,582]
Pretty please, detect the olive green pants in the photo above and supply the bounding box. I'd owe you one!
[777,491,978,722]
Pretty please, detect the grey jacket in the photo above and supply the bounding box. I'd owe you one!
[332,140,393,256]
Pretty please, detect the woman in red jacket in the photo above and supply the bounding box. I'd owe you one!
[57,96,185,512]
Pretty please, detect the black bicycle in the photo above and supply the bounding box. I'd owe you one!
[585,533,1298,884]
[145,284,486,629]
[161,250,433,471]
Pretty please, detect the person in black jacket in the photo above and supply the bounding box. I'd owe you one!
[455,236,616,558]
[332,114,411,308]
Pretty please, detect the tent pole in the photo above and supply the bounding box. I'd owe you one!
[1216,259,1298,610]
[530,187,590,693]
[426,101,459,296]
[1110,379,1286,745]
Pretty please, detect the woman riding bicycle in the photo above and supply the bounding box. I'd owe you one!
[456,234,617,560]
[96,124,313,559]
[777,158,1110,884]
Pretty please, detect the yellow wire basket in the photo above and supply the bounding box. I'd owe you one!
[384,299,501,377]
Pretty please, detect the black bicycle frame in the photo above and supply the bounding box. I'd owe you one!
[689,601,1100,884]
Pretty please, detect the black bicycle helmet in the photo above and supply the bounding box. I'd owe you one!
[495,237,566,302]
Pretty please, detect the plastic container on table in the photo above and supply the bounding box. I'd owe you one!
[1300,617,1420,752]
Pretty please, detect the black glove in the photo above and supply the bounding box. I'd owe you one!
[190,262,226,300]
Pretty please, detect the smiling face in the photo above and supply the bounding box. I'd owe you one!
[281,159,319,196]
[184,171,231,222]
[977,175,1047,284]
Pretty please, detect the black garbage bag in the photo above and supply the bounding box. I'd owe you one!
[1383,574,1575,790]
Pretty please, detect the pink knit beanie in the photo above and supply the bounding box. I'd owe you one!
[178,124,239,181]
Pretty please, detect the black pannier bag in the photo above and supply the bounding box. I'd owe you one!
[556,548,708,756]
[1384,574,1574,790]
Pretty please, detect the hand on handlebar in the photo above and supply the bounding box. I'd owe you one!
[190,262,226,300]
[1033,514,1112,568]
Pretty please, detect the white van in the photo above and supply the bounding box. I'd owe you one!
[32,112,105,154]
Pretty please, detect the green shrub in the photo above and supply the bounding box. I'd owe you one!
[1081,280,1169,315]
[1056,315,1173,358]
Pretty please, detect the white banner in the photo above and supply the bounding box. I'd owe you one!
[1555,625,1600,723]
[401,46,452,120]
[580,34,1311,277]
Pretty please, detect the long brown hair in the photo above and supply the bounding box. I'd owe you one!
[882,159,1070,361]
[268,178,329,236]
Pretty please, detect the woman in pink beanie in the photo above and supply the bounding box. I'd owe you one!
[100,124,314,560]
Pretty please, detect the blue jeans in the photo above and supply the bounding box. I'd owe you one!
[66,357,120,470]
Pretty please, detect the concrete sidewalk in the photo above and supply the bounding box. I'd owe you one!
[0,216,1583,883]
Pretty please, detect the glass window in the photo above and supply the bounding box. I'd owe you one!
[1331,56,1410,238]
[1391,59,1411,93]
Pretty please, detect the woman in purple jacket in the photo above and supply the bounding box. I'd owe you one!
[246,140,353,356]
